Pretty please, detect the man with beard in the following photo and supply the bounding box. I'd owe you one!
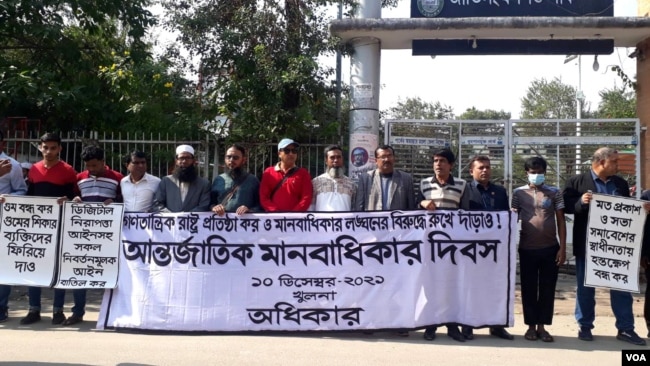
[153,144,211,212]
[310,145,356,211]
[260,138,312,212]
[211,144,260,216]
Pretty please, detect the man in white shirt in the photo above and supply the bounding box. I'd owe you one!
[310,145,356,211]
[120,151,161,212]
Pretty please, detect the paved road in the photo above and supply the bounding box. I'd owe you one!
[0,288,643,365]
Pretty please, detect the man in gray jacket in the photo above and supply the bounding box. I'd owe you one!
[354,145,415,212]
[154,144,211,212]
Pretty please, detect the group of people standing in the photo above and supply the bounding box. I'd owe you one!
[0,133,646,347]
[209,138,647,346]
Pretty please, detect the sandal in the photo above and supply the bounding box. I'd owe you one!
[524,328,538,341]
[537,330,554,342]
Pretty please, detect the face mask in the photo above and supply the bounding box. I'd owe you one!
[528,173,545,186]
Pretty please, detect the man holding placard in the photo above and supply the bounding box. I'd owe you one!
[563,147,645,346]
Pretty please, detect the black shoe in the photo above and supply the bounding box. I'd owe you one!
[447,326,465,342]
[423,327,437,341]
[461,326,474,340]
[490,326,514,340]
[51,311,66,325]
[20,311,41,325]
[62,314,83,326]
[617,330,647,346]
[578,326,593,341]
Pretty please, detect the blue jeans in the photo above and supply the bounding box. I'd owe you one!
[27,287,66,313]
[575,256,635,331]
[0,285,10,308]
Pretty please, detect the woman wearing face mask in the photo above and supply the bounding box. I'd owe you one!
[511,157,567,343]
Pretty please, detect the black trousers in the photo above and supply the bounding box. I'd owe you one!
[519,245,559,326]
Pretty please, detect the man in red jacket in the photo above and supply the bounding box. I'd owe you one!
[259,138,312,212]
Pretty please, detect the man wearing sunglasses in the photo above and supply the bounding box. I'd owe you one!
[259,138,312,212]
[211,144,260,216]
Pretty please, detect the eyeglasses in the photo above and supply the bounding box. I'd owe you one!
[282,148,298,154]
[177,156,193,161]
[225,155,241,161]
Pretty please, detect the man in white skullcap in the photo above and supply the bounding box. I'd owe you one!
[153,144,211,212]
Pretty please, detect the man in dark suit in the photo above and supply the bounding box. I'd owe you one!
[563,147,645,346]
[354,145,416,212]
[153,144,211,212]
[462,155,514,341]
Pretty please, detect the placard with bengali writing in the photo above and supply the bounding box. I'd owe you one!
[97,210,517,332]
[57,202,125,289]
[585,194,645,292]
[0,196,61,286]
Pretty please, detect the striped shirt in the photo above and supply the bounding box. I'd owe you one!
[77,167,123,203]
[419,176,467,209]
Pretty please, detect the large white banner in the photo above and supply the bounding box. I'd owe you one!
[57,202,124,289]
[585,194,645,292]
[98,210,517,332]
[0,196,61,286]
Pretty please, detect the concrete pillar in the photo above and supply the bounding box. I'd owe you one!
[348,1,381,181]
[637,1,650,189]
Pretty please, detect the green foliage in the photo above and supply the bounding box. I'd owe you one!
[385,96,455,120]
[0,0,159,132]
[97,50,203,137]
[520,77,578,119]
[163,0,355,143]
[611,65,637,91]
[596,86,636,119]
[458,107,511,120]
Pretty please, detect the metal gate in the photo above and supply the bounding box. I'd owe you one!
[386,118,640,197]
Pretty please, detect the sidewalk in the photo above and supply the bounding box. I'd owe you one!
[0,275,646,366]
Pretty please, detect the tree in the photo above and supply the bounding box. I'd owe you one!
[162,1,400,143]
[458,107,510,120]
[595,86,636,119]
[520,77,578,119]
[385,96,454,120]
[0,0,159,132]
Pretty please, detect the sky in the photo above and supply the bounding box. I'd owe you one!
[151,0,640,119]
[343,0,640,118]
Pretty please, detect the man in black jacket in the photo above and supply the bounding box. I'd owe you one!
[563,147,645,346]
[461,155,514,341]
